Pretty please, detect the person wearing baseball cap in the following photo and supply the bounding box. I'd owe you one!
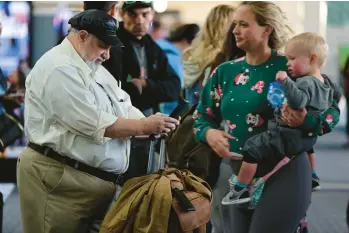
[17,9,179,233]
[121,1,153,12]
[116,1,181,183]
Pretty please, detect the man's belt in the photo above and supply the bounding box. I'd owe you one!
[27,142,123,184]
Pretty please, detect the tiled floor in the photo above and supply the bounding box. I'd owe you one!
[2,186,21,233]
[1,116,349,233]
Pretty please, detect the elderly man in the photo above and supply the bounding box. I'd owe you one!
[17,10,179,233]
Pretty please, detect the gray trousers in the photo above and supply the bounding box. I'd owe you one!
[211,154,312,233]
[242,120,317,163]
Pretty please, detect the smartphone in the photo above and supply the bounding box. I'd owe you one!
[169,98,191,118]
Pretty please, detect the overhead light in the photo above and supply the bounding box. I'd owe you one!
[153,0,168,13]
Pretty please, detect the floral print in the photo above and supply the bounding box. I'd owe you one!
[251,81,265,94]
[234,72,249,85]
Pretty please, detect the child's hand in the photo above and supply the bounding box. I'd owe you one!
[276,71,288,81]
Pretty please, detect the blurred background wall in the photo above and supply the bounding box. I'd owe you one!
[2,1,349,88]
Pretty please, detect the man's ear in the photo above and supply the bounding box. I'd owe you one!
[77,30,89,44]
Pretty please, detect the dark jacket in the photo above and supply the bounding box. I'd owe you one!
[0,68,7,92]
[114,23,181,111]
[102,46,123,83]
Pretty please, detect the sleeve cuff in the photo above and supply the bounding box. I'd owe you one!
[282,76,292,85]
[299,113,318,135]
[94,111,118,145]
[282,77,293,92]
[196,126,212,144]
[128,106,145,120]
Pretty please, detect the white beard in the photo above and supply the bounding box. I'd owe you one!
[81,51,104,74]
[85,60,101,74]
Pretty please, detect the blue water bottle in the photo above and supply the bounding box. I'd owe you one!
[267,80,285,108]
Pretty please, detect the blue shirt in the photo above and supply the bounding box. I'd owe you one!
[156,39,183,114]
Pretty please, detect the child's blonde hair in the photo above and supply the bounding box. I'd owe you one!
[286,32,329,67]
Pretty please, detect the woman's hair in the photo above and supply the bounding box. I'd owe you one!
[210,23,245,72]
[239,1,293,50]
[168,24,200,44]
[183,4,236,71]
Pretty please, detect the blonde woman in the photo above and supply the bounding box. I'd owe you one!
[183,4,235,104]
[194,1,340,232]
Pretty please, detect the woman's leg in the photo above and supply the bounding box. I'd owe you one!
[211,158,252,233]
[249,153,312,233]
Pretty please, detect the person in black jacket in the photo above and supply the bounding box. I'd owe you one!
[118,1,181,112]
[118,1,181,181]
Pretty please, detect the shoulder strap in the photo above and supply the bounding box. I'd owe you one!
[262,156,291,182]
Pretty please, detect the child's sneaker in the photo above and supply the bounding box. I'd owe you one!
[312,173,321,191]
[222,186,251,205]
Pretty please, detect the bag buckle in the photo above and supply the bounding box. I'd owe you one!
[115,175,123,185]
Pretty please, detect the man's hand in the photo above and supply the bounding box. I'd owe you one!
[140,113,180,135]
[281,103,307,127]
[276,71,288,81]
[205,129,242,160]
[139,79,147,88]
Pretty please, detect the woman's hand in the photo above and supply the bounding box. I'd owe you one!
[281,103,307,127]
[205,129,242,160]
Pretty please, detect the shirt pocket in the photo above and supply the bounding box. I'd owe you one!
[103,83,129,118]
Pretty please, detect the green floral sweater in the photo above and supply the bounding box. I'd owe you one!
[194,51,340,154]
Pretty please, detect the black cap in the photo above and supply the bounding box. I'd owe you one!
[122,1,153,12]
[68,9,123,47]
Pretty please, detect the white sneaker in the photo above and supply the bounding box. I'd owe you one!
[222,187,251,205]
